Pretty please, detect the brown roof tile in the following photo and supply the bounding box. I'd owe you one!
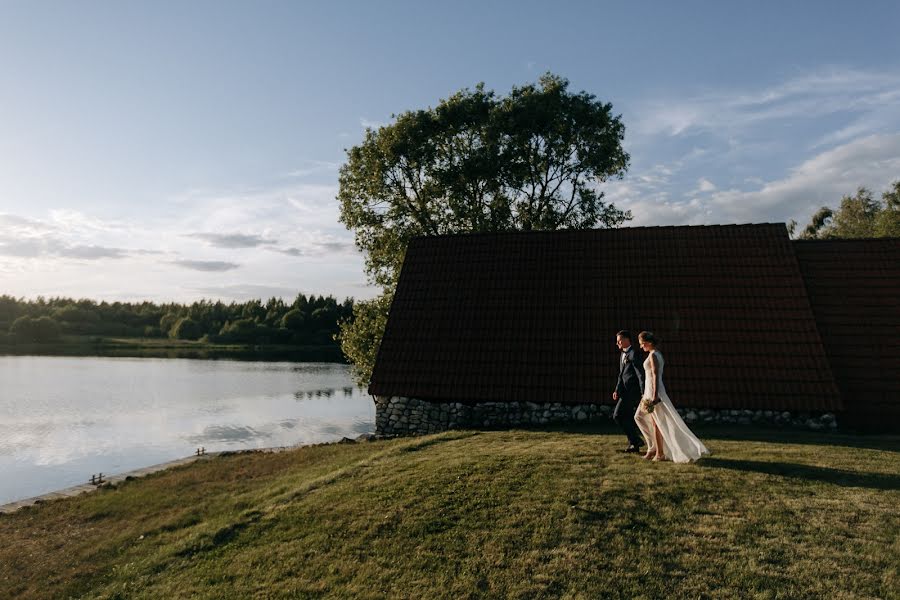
[370,224,843,412]
[794,238,900,430]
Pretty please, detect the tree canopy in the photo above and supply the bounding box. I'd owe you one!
[338,73,630,289]
[796,182,900,239]
[337,73,631,385]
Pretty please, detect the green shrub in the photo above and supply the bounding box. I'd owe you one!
[170,317,202,340]
[9,316,61,343]
[51,305,100,324]
[280,309,306,331]
[217,319,260,343]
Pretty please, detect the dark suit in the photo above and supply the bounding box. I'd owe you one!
[614,346,646,448]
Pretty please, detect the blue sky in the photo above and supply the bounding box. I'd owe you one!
[2,1,899,302]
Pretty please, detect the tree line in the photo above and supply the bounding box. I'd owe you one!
[791,182,899,239]
[0,294,354,346]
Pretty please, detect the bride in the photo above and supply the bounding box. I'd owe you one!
[633,331,709,463]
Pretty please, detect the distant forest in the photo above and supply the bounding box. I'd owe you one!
[0,294,354,347]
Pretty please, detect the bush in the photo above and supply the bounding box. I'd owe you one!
[311,307,338,331]
[170,317,202,340]
[281,309,306,331]
[337,292,391,386]
[217,319,260,344]
[9,316,61,343]
[51,305,100,324]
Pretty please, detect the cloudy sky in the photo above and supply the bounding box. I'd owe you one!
[2,1,899,302]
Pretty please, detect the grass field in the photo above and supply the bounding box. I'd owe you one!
[1,425,897,599]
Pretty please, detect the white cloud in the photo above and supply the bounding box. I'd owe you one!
[172,259,240,272]
[189,284,301,301]
[0,213,136,260]
[359,117,388,130]
[620,133,900,226]
[696,178,716,193]
[0,180,372,302]
[634,66,900,144]
[0,214,53,233]
[284,160,341,179]
[47,209,127,234]
[188,232,278,248]
[709,133,900,222]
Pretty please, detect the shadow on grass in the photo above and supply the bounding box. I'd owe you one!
[504,421,900,454]
[699,457,900,491]
[690,425,900,453]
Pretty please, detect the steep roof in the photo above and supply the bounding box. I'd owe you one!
[370,223,842,412]
[793,238,900,430]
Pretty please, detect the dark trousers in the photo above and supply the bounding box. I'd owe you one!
[613,394,643,447]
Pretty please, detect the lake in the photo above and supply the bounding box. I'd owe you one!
[0,356,375,505]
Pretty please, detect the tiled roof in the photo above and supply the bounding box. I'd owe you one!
[370,224,843,412]
[794,239,900,430]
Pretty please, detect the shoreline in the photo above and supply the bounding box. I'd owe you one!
[0,336,346,362]
[0,454,213,515]
[0,435,376,515]
[2,427,897,599]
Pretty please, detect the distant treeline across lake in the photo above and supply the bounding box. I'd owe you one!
[0,294,353,361]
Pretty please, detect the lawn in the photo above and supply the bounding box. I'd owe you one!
[1,425,897,599]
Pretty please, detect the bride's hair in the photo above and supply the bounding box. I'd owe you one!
[638,331,660,346]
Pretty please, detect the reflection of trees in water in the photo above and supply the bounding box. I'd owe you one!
[187,425,260,444]
[294,388,335,400]
[293,386,367,401]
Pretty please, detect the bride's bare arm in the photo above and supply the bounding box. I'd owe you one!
[648,353,660,400]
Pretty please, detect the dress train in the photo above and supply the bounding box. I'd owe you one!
[634,351,709,463]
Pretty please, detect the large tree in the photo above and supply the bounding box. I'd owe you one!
[797,181,900,239]
[337,73,631,385]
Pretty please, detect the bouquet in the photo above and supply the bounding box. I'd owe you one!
[641,397,661,414]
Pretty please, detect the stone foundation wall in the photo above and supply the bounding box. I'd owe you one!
[374,396,839,437]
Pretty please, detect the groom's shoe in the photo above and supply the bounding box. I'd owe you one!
[623,445,642,454]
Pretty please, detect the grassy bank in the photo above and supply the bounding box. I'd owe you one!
[1,426,897,599]
[0,335,345,361]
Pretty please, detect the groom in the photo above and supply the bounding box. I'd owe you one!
[612,330,645,453]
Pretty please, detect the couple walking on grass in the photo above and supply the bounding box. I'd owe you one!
[612,330,710,463]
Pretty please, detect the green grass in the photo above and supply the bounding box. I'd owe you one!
[1,426,898,599]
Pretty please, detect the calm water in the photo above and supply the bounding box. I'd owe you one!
[0,356,375,505]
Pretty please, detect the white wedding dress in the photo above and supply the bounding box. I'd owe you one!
[634,351,709,463]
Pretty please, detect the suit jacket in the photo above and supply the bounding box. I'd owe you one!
[615,347,646,401]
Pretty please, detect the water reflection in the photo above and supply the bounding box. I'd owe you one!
[351,421,375,434]
[187,425,262,444]
[0,357,375,504]
[293,386,368,401]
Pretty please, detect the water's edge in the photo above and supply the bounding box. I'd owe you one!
[0,357,374,506]
[0,434,377,515]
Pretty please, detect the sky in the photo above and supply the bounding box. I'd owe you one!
[2,1,899,303]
